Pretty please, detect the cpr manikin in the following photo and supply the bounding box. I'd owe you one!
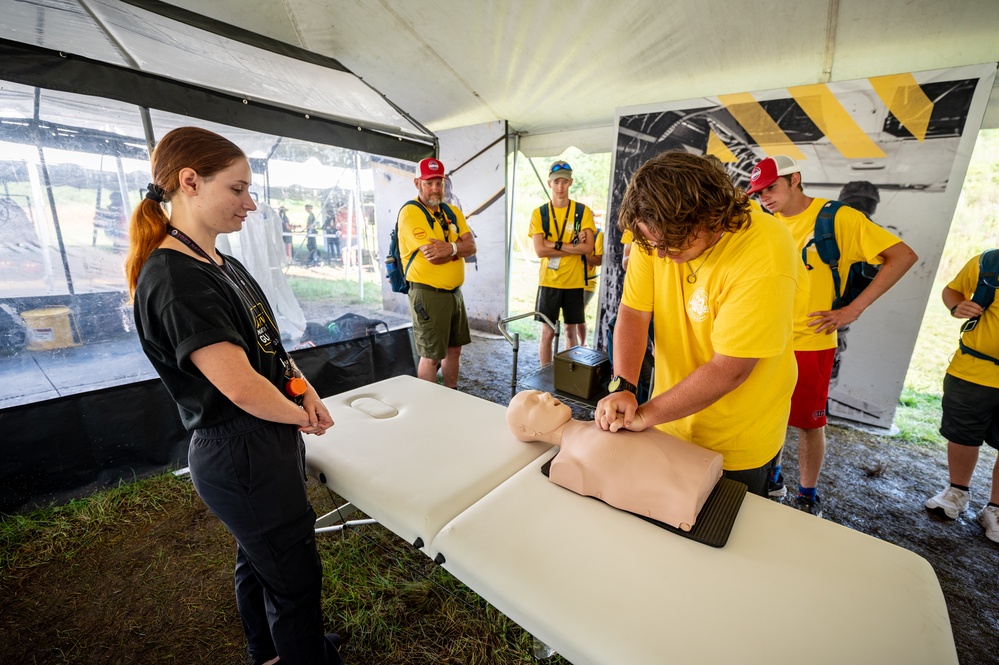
[507,390,723,531]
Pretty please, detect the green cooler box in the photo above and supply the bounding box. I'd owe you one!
[554,346,610,400]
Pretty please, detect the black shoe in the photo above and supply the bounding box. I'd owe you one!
[767,471,787,499]
[325,632,343,649]
[794,494,823,517]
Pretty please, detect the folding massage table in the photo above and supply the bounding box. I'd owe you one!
[304,375,958,665]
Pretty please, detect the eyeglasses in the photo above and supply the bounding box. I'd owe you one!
[549,162,572,174]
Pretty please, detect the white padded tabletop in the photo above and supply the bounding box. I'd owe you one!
[431,453,958,665]
[304,375,552,555]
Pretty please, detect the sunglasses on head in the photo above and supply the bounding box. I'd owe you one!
[550,163,572,174]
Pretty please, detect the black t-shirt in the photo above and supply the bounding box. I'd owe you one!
[134,248,286,430]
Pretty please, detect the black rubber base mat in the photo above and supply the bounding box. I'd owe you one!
[542,459,746,548]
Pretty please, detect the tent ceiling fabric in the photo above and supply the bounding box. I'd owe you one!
[161,0,999,155]
[0,0,436,159]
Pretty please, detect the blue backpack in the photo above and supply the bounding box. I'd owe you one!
[385,201,457,294]
[539,200,592,285]
[800,200,881,309]
[958,249,999,364]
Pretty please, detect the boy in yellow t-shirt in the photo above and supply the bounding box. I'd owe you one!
[747,155,917,516]
[529,161,596,365]
[924,252,999,543]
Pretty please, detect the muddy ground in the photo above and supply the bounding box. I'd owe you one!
[456,331,999,665]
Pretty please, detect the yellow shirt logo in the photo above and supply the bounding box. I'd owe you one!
[688,287,710,322]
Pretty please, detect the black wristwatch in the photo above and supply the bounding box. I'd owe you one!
[608,375,637,395]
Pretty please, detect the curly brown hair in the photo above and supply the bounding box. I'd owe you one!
[618,151,751,253]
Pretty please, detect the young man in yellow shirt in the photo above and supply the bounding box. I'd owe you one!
[529,161,596,365]
[595,152,805,496]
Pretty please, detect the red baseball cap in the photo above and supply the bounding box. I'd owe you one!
[418,158,446,180]
[745,156,799,195]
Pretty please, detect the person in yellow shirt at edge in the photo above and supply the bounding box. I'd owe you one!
[595,151,807,497]
[571,229,603,347]
[398,157,477,388]
[746,155,917,516]
[530,160,596,366]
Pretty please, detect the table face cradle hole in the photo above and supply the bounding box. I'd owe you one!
[349,396,399,419]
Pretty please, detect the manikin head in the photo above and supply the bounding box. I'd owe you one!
[507,390,573,442]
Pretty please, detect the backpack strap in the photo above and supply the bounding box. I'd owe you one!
[958,250,999,360]
[801,200,845,305]
[970,249,999,310]
[540,204,551,238]
[572,201,586,234]
[402,200,438,231]
[439,202,458,228]
[397,200,437,279]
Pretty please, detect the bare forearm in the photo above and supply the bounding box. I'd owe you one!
[612,305,651,385]
[637,355,757,427]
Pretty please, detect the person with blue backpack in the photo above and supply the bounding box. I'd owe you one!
[746,155,917,517]
[924,250,999,543]
[529,160,596,366]
[396,157,476,388]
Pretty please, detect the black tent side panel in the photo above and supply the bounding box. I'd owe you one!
[0,378,190,516]
[0,327,416,515]
[0,39,434,162]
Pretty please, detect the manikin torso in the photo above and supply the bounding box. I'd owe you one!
[547,420,723,531]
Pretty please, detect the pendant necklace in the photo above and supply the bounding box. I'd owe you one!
[686,232,725,284]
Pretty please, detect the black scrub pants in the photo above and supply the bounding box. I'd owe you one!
[189,414,342,665]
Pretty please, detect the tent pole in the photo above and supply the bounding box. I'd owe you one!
[507,131,519,318]
[355,151,364,300]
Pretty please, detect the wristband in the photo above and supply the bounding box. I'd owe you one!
[450,241,458,257]
[950,304,959,316]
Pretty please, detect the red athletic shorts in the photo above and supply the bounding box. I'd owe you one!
[789,348,835,429]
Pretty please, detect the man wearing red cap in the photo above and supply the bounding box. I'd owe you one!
[746,155,917,516]
[398,158,476,387]
[529,160,596,365]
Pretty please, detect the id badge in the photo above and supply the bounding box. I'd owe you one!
[548,257,561,270]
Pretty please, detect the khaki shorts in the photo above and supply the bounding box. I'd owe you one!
[408,284,471,360]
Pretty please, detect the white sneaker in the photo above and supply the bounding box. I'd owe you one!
[924,486,970,519]
[978,505,999,543]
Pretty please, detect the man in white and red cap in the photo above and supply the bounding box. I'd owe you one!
[397,157,476,388]
[746,155,917,516]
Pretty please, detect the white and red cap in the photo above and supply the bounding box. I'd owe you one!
[418,158,446,180]
[745,155,799,195]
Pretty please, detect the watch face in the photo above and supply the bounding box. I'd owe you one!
[610,376,635,394]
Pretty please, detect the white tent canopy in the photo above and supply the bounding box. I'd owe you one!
[0,0,436,159]
[153,0,999,156]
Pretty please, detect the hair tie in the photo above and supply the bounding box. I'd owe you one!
[145,182,165,203]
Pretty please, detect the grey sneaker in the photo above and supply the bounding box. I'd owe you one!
[924,486,970,520]
[978,505,999,543]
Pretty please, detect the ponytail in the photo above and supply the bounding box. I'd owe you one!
[125,197,170,297]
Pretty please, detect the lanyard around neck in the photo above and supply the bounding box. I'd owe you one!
[166,225,291,363]
[549,201,579,245]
